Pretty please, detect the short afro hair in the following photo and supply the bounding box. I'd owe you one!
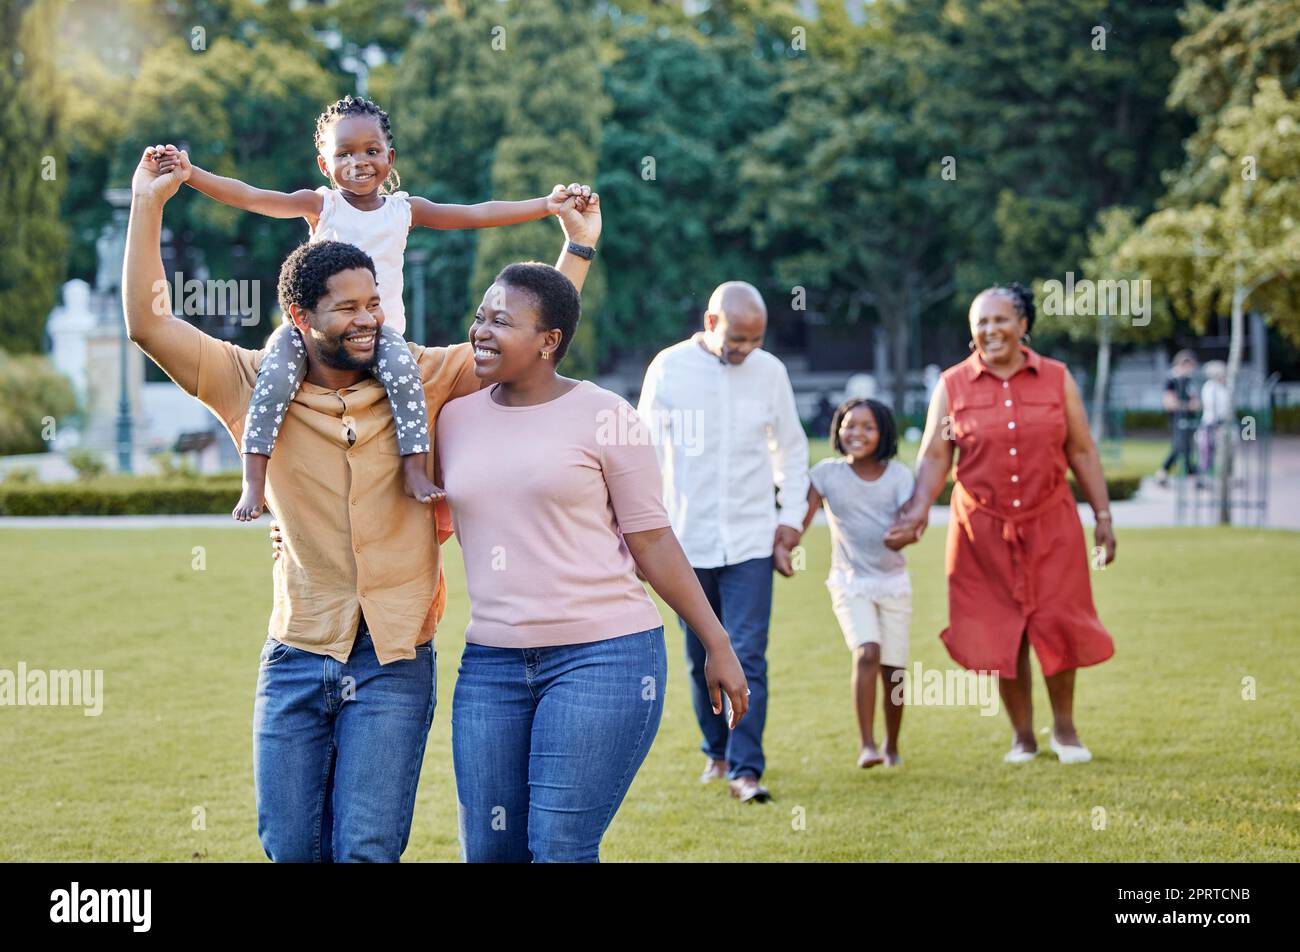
[830,397,898,462]
[277,240,377,318]
[494,262,581,363]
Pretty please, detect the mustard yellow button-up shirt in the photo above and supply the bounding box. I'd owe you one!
[176,332,478,664]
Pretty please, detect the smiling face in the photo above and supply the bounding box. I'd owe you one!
[468,281,560,383]
[969,291,1028,365]
[291,267,383,371]
[316,115,394,196]
[837,405,880,461]
[709,310,766,365]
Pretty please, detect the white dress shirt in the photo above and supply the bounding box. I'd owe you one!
[638,337,810,569]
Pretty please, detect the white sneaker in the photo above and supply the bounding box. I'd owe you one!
[1050,735,1093,764]
[1003,746,1038,764]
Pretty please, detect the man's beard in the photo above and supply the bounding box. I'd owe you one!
[312,332,374,372]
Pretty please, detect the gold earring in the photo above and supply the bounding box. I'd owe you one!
[540,351,550,360]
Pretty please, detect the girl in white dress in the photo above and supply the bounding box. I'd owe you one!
[152,96,589,519]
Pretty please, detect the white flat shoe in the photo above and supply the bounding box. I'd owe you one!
[1050,735,1093,764]
[1003,747,1038,764]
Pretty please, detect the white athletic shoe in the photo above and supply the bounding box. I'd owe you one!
[1050,735,1093,764]
[1003,746,1038,764]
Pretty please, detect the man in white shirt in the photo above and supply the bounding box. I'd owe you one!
[638,281,810,803]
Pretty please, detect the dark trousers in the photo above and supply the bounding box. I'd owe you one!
[1162,418,1198,476]
[678,556,773,780]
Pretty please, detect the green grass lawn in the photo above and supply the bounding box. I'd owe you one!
[1,525,1296,861]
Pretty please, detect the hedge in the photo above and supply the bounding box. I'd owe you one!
[1123,406,1300,434]
[0,474,1140,517]
[0,479,242,516]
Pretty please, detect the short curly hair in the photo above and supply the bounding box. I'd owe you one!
[277,240,377,318]
[494,262,582,363]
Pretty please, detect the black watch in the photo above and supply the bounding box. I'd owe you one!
[566,240,596,261]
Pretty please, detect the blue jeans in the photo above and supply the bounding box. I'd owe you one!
[252,618,436,862]
[451,627,666,863]
[679,556,773,780]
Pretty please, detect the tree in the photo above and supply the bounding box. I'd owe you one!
[596,26,782,362]
[469,0,610,376]
[1033,207,1172,439]
[895,0,1191,299]
[1162,0,1300,205]
[1125,77,1300,521]
[733,43,962,413]
[0,0,69,354]
[387,3,513,345]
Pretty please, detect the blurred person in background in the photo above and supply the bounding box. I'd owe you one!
[1156,350,1200,486]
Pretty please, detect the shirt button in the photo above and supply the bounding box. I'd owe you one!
[1007,421,1016,430]
[1005,399,1012,407]
[351,497,358,506]
[1013,499,1021,508]
[1011,475,1019,483]
[1009,448,1018,456]
[1002,381,1009,389]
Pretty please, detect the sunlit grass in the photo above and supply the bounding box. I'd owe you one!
[1,525,1295,861]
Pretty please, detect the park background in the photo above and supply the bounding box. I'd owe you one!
[1,0,1297,861]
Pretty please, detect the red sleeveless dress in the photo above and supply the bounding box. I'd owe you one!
[939,347,1113,678]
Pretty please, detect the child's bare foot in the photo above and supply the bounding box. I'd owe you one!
[883,747,903,767]
[857,743,884,768]
[233,486,265,521]
[402,454,445,504]
[234,453,269,521]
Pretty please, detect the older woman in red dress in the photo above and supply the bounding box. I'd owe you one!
[891,284,1116,764]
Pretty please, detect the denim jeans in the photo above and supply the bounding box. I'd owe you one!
[679,555,773,780]
[252,617,436,862]
[452,627,666,863]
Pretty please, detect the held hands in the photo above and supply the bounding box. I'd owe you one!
[152,144,193,181]
[884,504,927,550]
[132,144,190,203]
[704,643,749,730]
[772,524,802,578]
[548,182,601,247]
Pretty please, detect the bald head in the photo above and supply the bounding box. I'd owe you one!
[702,281,767,365]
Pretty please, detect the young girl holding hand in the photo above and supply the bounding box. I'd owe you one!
[802,398,918,769]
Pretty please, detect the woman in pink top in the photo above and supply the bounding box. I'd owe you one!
[437,206,748,863]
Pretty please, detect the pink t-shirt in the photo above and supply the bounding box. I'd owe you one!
[437,380,671,648]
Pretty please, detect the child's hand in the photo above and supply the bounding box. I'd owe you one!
[883,516,923,550]
[548,182,591,215]
[133,145,185,203]
[153,145,193,182]
[882,529,911,551]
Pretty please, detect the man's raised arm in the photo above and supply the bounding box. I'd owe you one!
[123,145,206,395]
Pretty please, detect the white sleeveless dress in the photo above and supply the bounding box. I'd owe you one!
[309,186,412,335]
